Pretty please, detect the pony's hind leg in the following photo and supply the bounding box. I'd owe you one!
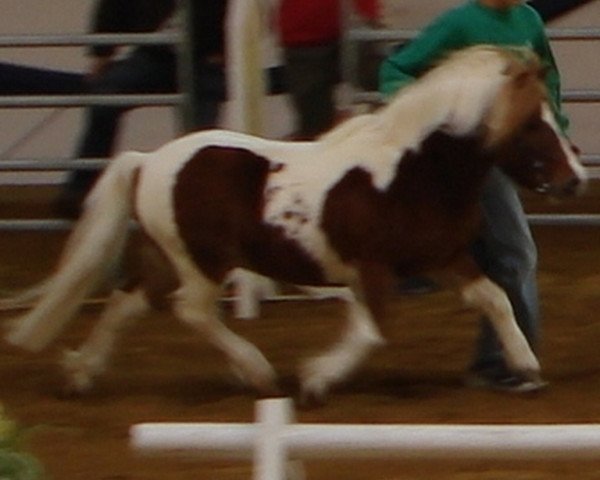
[62,288,150,393]
[173,275,278,395]
[299,288,385,403]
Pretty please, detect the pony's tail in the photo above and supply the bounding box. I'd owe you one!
[5,151,145,352]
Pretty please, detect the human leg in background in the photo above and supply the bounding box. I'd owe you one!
[185,60,226,131]
[283,43,340,139]
[467,168,541,392]
[57,48,177,218]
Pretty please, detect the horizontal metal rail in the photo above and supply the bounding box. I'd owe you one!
[0,219,73,231]
[345,27,600,43]
[0,32,180,47]
[3,27,595,49]
[1,89,597,109]
[351,89,600,105]
[0,214,599,232]
[0,159,106,171]
[0,150,599,172]
[0,93,183,108]
[1,155,599,172]
[527,214,600,226]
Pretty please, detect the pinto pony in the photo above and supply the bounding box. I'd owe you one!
[4,46,585,400]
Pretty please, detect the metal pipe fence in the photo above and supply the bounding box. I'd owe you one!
[0,27,599,227]
[0,32,180,48]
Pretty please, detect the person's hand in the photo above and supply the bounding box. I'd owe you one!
[87,56,113,79]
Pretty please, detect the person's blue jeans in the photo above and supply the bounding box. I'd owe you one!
[469,167,539,375]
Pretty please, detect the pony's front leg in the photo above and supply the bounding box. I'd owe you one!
[62,288,150,393]
[300,287,385,403]
[458,275,543,385]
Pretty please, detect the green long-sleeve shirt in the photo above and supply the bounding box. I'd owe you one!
[379,0,569,131]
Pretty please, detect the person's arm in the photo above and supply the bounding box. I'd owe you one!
[528,9,570,132]
[379,11,464,96]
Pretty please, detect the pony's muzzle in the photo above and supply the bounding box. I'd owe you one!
[542,175,586,197]
[561,176,585,195]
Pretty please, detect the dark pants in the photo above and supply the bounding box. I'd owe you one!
[65,47,225,198]
[283,43,340,139]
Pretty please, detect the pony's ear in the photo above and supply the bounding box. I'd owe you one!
[538,64,550,80]
[501,48,544,82]
[512,69,536,88]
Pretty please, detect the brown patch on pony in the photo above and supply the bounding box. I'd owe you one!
[172,146,326,285]
[321,131,489,277]
[120,232,179,310]
[498,108,576,192]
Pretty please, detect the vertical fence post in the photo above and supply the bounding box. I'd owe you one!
[253,398,298,480]
[177,0,196,132]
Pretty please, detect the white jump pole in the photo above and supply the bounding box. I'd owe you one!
[131,398,600,479]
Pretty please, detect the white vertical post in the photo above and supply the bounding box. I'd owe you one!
[223,0,279,320]
[253,398,293,480]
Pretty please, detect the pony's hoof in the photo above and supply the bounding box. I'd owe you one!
[520,370,549,392]
[298,371,330,407]
[228,361,279,396]
[61,350,95,394]
[298,385,328,409]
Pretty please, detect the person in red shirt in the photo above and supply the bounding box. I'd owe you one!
[277,0,380,139]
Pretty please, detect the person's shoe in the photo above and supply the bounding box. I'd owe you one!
[464,370,549,394]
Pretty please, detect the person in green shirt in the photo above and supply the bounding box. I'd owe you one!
[379,0,569,393]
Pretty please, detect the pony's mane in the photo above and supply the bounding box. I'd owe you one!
[371,45,544,148]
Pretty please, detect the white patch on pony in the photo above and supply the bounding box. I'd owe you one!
[540,102,587,183]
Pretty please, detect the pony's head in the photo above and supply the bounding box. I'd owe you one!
[423,45,549,147]
[379,46,555,151]
[496,102,586,196]
[427,45,586,196]
[482,46,550,148]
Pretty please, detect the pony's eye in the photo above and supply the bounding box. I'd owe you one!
[524,117,541,131]
[533,160,545,171]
